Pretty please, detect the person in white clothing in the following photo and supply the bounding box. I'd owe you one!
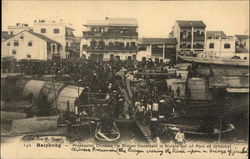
[175,128,186,143]
[152,101,159,118]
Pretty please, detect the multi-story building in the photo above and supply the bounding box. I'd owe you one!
[2,31,12,42]
[234,35,249,60]
[33,19,76,59]
[138,38,177,62]
[81,17,138,61]
[205,31,235,58]
[1,30,61,60]
[235,35,249,53]
[8,23,33,36]
[169,20,206,58]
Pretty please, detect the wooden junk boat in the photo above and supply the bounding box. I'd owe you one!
[95,122,120,142]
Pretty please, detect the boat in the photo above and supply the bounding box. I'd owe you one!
[162,123,235,136]
[226,88,249,93]
[179,55,249,67]
[95,122,120,142]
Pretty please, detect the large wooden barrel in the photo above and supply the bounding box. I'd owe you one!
[22,80,45,99]
[187,77,208,101]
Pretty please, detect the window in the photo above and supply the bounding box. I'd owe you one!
[54,28,60,34]
[7,42,10,46]
[28,41,32,46]
[209,43,214,49]
[12,50,16,55]
[27,54,31,58]
[14,41,19,46]
[20,35,24,39]
[41,28,46,33]
[10,31,13,35]
[224,44,231,49]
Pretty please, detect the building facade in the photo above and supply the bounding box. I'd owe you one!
[8,23,33,36]
[33,19,76,59]
[81,17,138,61]
[169,20,206,58]
[1,30,61,60]
[205,31,235,58]
[138,38,177,62]
[234,35,249,60]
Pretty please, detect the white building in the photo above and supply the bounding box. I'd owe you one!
[1,30,61,60]
[138,38,177,62]
[33,19,76,59]
[81,17,138,61]
[169,20,206,58]
[234,35,249,60]
[8,23,33,36]
[205,31,235,58]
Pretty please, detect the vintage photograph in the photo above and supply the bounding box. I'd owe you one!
[1,0,249,158]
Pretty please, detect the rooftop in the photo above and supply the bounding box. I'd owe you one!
[85,17,138,27]
[176,20,206,28]
[28,31,61,45]
[138,38,177,45]
[4,30,61,45]
[207,31,227,39]
[1,31,13,41]
[235,35,249,40]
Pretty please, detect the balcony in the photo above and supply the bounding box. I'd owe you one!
[65,46,77,51]
[193,44,204,49]
[180,45,191,49]
[82,44,138,52]
[83,31,138,38]
[193,34,205,41]
[180,36,192,41]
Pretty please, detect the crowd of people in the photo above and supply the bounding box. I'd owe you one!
[2,57,189,143]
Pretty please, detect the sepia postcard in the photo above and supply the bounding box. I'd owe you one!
[1,0,249,158]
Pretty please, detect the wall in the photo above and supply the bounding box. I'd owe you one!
[2,31,47,60]
[33,22,66,58]
[206,38,235,58]
[137,45,151,61]
[8,27,31,35]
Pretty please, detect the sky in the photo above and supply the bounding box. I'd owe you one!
[2,1,249,38]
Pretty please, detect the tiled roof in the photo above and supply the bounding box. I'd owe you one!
[177,20,206,28]
[235,35,249,40]
[207,31,227,39]
[85,17,138,27]
[138,38,177,45]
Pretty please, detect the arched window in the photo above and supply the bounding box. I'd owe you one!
[224,43,231,49]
